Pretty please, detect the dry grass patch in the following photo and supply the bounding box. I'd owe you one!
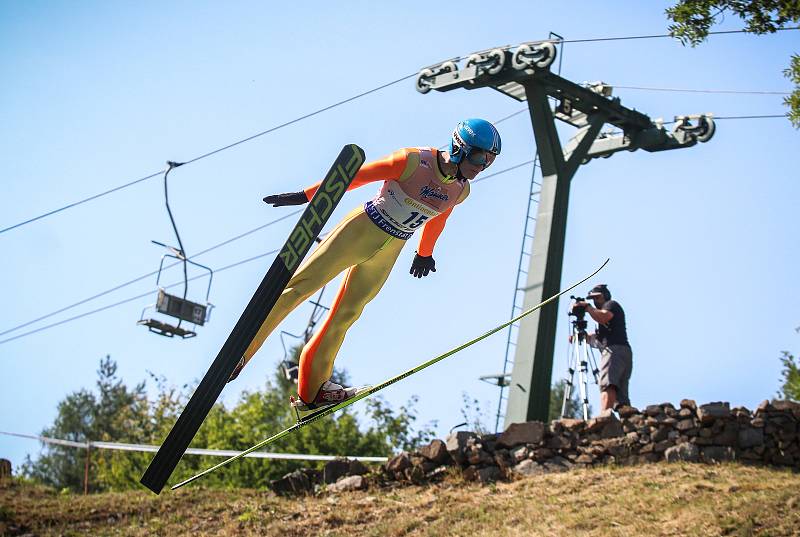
[1,462,798,536]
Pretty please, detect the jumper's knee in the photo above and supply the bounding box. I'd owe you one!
[334,304,365,327]
[279,281,316,309]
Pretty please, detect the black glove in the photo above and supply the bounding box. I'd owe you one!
[263,191,309,207]
[410,253,436,278]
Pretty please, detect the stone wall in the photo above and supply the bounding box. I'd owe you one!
[270,399,799,494]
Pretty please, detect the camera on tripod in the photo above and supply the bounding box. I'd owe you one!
[569,296,589,332]
[562,297,600,420]
[569,295,587,318]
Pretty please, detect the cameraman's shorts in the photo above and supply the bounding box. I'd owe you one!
[599,344,633,406]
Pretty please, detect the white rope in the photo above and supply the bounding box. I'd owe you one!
[1,431,388,462]
[2,431,88,449]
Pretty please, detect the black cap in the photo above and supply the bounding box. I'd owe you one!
[587,284,610,300]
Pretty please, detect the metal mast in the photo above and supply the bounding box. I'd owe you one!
[417,40,715,426]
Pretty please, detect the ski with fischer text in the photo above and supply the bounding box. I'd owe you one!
[140,144,365,494]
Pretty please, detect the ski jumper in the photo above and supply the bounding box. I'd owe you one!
[243,147,470,402]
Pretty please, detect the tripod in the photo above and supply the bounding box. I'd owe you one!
[561,317,600,420]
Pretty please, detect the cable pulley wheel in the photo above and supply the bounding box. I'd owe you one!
[695,116,716,142]
[415,68,435,94]
[466,48,505,75]
[512,41,556,70]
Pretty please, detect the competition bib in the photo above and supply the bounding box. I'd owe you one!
[365,180,440,239]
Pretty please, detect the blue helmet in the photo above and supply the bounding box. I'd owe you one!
[449,118,501,164]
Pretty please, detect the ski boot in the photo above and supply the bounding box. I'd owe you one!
[290,380,369,422]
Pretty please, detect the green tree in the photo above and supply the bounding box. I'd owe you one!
[24,352,434,491]
[89,369,182,492]
[459,392,492,435]
[784,55,800,126]
[454,379,589,437]
[777,327,800,401]
[665,1,800,127]
[172,361,435,489]
[23,356,148,492]
[22,389,96,491]
[777,351,800,400]
[549,379,589,421]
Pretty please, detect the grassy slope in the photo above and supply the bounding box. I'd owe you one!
[2,463,799,537]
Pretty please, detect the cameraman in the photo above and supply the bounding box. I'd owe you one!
[573,284,632,411]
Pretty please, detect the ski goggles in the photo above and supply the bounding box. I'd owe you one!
[466,149,497,168]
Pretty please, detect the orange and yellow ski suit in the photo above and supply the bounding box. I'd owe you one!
[244,147,470,402]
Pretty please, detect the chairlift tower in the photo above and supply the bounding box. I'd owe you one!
[416,40,715,427]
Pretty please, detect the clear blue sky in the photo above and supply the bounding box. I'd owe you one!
[2,1,798,472]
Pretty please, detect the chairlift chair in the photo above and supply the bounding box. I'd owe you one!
[137,160,215,339]
[138,242,214,339]
[279,359,300,383]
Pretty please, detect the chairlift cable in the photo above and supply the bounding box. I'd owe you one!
[0,159,537,344]
[0,247,282,346]
[715,114,788,120]
[6,26,797,237]
[0,105,782,340]
[610,85,791,95]
[1,104,533,338]
[0,74,417,236]
[0,209,303,338]
[554,26,799,44]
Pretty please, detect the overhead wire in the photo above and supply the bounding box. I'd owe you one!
[0,158,538,346]
[715,114,788,120]
[4,26,797,237]
[2,26,796,340]
[0,109,786,342]
[177,73,417,167]
[555,26,799,44]
[609,86,791,95]
[473,160,538,184]
[0,169,167,236]
[596,113,788,137]
[3,108,533,339]
[0,73,416,236]
[0,247,282,345]
[0,209,303,338]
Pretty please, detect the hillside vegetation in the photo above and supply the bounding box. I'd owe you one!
[2,462,799,536]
